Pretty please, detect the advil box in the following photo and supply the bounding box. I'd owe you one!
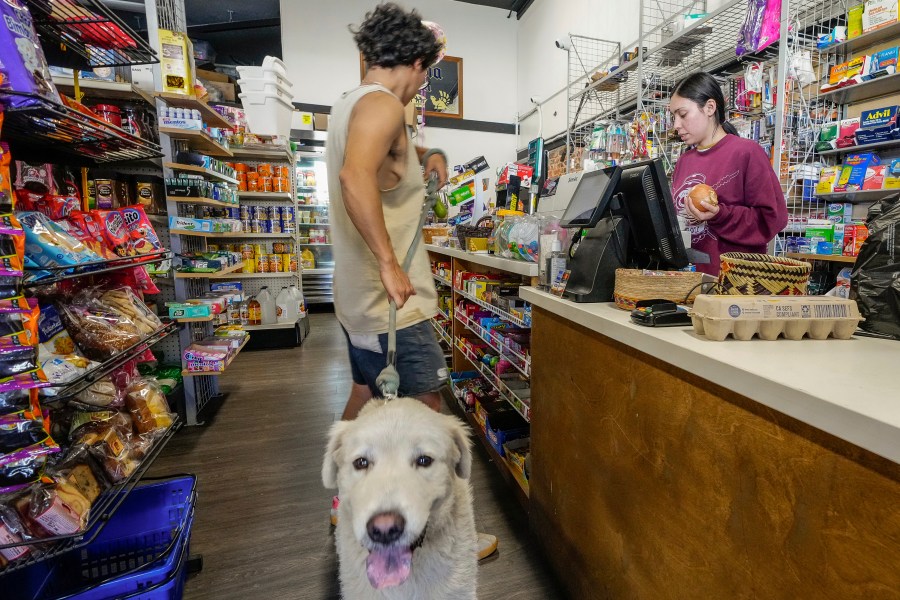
[855,105,899,144]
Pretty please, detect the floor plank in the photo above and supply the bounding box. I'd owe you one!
[149,311,566,599]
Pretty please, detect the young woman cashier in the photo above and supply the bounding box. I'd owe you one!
[669,72,788,276]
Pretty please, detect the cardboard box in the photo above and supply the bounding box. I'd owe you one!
[292,111,313,131]
[829,56,867,83]
[169,216,213,232]
[832,223,846,255]
[201,79,235,103]
[196,68,230,83]
[855,105,899,144]
[485,412,529,458]
[886,158,900,189]
[826,202,853,223]
[314,113,329,131]
[805,219,834,245]
[158,29,194,96]
[863,0,899,33]
[848,4,865,38]
[864,47,898,80]
[835,118,861,148]
[836,152,881,191]
[816,166,842,195]
[863,164,887,189]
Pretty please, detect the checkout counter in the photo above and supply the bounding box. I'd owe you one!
[521,286,900,599]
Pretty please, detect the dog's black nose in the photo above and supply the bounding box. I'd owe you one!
[367,512,406,544]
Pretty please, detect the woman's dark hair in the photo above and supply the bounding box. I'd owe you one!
[351,3,442,70]
[672,72,739,136]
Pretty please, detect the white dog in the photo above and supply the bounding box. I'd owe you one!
[322,397,477,599]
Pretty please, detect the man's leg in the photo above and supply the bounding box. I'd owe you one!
[342,382,374,420]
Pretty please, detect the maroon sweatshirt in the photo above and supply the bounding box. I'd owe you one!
[671,134,788,275]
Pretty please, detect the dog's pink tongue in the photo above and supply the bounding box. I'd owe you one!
[366,546,412,589]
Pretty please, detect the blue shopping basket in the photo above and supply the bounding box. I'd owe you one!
[6,475,197,600]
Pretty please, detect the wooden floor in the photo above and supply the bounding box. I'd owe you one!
[149,311,566,599]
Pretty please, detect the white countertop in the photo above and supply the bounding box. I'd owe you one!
[425,245,539,277]
[520,287,900,464]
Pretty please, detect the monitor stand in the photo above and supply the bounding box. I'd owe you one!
[563,215,630,303]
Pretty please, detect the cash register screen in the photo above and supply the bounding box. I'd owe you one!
[559,166,621,228]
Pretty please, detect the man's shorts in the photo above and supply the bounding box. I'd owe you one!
[342,320,449,398]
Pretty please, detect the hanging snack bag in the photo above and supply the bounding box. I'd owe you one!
[90,209,132,257]
[0,0,61,108]
[14,162,54,194]
[67,210,116,259]
[0,143,11,212]
[18,211,101,268]
[0,305,38,351]
[120,205,162,254]
[125,377,173,436]
[53,167,81,201]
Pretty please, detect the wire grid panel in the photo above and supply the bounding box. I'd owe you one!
[773,0,843,254]
[150,223,182,363]
[155,0,186,33]
[567,36,621,141]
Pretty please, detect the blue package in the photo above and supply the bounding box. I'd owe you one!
[855,106,899,145]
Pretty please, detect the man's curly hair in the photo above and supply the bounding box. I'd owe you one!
[351,3,442,69]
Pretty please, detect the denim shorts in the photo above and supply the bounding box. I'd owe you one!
[342,320,449,398]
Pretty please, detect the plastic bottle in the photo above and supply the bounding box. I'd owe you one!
[545,239,567,288]
[300,248,316,270]
[289,284,307,317]
[239,298,250,326]
[247,296,261,326]
[257,286,277,325]
[276,286,298,323]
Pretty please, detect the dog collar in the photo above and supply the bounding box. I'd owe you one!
[410,525,427,551]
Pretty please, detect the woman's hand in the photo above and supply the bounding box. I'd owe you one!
[684,197,720,222]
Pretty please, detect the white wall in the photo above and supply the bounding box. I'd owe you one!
[281,0,519,178]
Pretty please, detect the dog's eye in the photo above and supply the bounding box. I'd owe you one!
[416,455,433,468]
[353,457,369,470]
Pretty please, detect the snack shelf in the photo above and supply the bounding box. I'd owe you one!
[230,146,293,163]
[456,312,531,378]
[817,139,900,157]
[242,320,302,331]
[154,93,235,129]
[822,21,900,54]
[227,272,297,278]
[0,418,181,575]
[455,287,530,328]
[174,261,246,279]
[0,92,164,165]
[425,244,540,277]
[163,162,239,184]
[430,318,452,347]
[785,253,858,264]
[816,189,899,203]
[819,73,900,105]
[182,336,250,377]
[432,273,453,287]
[51,76,155,106]
[24,251,172,289]
[25,0,159,68]
[239,191,293,200]
[42,321,180,402]
[436,305,451,321]
[167,196,238,209]
[456,338,531,423]
[158,127,233,158]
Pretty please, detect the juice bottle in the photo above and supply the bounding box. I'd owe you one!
[300,248,316,270]
[248,296,262,326]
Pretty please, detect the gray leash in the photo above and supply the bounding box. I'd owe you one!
[375,173,444,399]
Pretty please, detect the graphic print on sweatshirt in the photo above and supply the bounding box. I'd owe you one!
[673,168,741,245]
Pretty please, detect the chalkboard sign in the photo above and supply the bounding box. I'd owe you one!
[414,56,463,119]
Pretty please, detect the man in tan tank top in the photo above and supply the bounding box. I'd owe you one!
[325,2,498,561]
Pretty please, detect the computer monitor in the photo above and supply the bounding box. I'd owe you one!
[559,166,621,229]
[616,159,689,269]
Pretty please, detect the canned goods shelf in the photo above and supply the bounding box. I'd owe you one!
[159,127,233,158]
[164,162,239,184]
[211,232,296,239]
[227,272,298,278]
[297,222,330,226]
[168,196,238,209]
[174,261,246,279]
[239,191,293,200]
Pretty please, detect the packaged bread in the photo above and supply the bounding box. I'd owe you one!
[124,377,173,435]
[24,481,90,535]
[57,294,142,360]
[100,288,162,335]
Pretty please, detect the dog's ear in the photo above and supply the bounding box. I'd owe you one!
[449,418,473,479]
[322,420,349,489]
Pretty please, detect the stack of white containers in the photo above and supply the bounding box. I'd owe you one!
[237,56,295,137]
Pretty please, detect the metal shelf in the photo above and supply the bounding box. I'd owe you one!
[239,191,293,200]
[297,222,330,226]
[159,127,233,158]
[431,318,452,347]
[0,418,181,575]
[0,92,163,164]
[170,230,294,239]
[227,272,297,278]
[296,204,329,209]
[817,189,899,203]
[303,268,334,275]
[432,273,453,287]
[231,146,293,163]
[456,338,531,423]
[182,336,250,376]
[174,261,246,279]
[52,76,155,105]
[455,287,530,328]
[822,21,900,55]
[167,196,238,209]
[24,251,171,288]
[456,312,530,378]
[786,253,857,264]
[25,0,158,68]
[242,320,302,331]
[425,244,539,277]
[154,93,235,129]
[819,74,900,105]
[817,139,900,157]
[164,162,238,184]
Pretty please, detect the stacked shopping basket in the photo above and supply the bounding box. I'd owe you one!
[237,56,295,137]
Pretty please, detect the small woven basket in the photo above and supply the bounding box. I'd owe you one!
[716,253,811,296]
[613,269,705,310]
[456,224,493,250]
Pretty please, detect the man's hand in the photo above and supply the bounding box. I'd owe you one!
[380,260,416,308]
[684,197,720,222]
[423,151,448,187]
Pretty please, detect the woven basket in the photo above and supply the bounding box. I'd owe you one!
[423,226,451,244]
[456,224,493,251]
[613,269,705,310]
[717,253,811,296]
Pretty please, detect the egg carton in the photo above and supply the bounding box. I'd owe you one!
[689,295,862,341]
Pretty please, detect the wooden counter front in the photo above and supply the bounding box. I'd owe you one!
[530,306,900,599]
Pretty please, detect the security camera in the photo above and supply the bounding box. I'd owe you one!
[530,95,542,105]
[555,37,570,51]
